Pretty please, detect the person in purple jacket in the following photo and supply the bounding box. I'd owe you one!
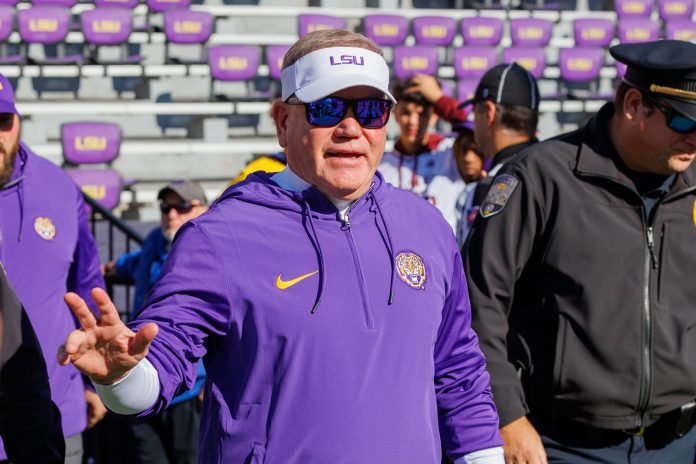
[59,30,504,464]
[0,74,107,463]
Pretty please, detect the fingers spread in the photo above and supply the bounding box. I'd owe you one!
[65,292,98,329]
[58,329,89,365]
[130,322,159,357]
[91,287,123,326]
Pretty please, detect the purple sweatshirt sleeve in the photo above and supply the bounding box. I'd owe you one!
[435,242,502,459]
[67,187,106,310]
[128,222,232,415]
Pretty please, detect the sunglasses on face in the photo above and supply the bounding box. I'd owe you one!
[286,96,393,129]
[645,95,696,135]
[160,200,194,214]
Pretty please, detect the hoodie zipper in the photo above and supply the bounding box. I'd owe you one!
[341,200,376,331]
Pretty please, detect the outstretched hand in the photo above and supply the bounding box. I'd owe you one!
[58,288,158,385]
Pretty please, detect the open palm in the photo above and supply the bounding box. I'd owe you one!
[58,288,158,385]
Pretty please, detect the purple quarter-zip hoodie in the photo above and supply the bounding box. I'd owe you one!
[130,171,501,463]
[0,143,105,458]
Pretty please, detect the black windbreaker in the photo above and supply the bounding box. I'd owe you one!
[464,103,696,430]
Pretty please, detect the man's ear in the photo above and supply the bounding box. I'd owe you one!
[622,87,643,122]
[484,100,497,127]
[272,100,289,148]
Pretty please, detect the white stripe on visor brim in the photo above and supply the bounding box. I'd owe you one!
[281,47,396,104]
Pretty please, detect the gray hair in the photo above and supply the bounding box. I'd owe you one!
[282,29,383,69]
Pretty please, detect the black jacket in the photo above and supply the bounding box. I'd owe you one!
[0,265,64,463]
[464,104,696,430]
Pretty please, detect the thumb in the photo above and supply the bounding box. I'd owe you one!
[129,322,159,357]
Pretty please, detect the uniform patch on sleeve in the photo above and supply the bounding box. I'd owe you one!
[480,174,519,218]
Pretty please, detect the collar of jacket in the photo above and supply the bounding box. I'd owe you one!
[491,139,537,168]
[575,103,696,196]
[221,169,389,226]
[393,133,444,156]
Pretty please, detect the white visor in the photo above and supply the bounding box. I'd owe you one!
[281,47,396,104]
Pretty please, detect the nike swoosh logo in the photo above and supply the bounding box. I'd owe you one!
[276,271,318,290]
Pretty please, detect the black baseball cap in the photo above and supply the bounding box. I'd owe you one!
[460,62,540,111]
[610,40,696,122]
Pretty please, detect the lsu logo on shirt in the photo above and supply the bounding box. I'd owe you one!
[395,251,427,290]
[34,216,56,240]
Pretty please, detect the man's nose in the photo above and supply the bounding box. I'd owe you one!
[334,108,362,137]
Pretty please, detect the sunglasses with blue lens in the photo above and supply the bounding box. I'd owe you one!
[645,94,696,135]
[286,96,393,129]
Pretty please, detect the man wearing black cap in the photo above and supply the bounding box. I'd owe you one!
[465,40,696,463]
[459,62,540,239]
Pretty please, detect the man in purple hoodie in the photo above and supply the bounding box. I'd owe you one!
[0,75,106,462]
[59,30,504,464]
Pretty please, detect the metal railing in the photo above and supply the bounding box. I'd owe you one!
[83,193,144,321]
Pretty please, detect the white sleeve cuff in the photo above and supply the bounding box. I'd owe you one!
[454,446,505,464]
[92,357,161,415]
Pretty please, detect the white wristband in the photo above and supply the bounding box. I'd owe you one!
[454,446,505,464]
[92,357,161,415]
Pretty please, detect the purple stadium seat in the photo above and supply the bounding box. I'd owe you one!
[616,61,627,79]
[618,18,660,43]
[298,14,346,37]
[147,0,190,13]
[439,80,455,98]
[32,0,77,6]
[412,16,456,46]
[81,8,143,64]
[62,122,121,165]
[18,6,82,64]
[0,0,19,5]
[457,79,478,102]
[392,46,438,81]
[453,46,498,80]
[67,169,122,211]
[95,0,141,7]
[509,18,553,47]
[0,5,13,43]
[573,18,614,47]
[363,14,409,47]
[0,6,21,64]
[503,48,546,80]
[164,9,213,44]
[208,45,260,82]
[266,45,290,81]
[666,19,696,41]
[559,48,603,83]
[461,17,503,46]
[558,47,610,100]
[615,0,653,18]
[658,0,694,21]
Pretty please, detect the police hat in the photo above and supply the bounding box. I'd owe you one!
[610,40,696,122]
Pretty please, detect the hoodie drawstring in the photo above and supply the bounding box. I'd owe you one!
[373,196,395,306]
[301,199,325,314]
[17,179,25,241]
